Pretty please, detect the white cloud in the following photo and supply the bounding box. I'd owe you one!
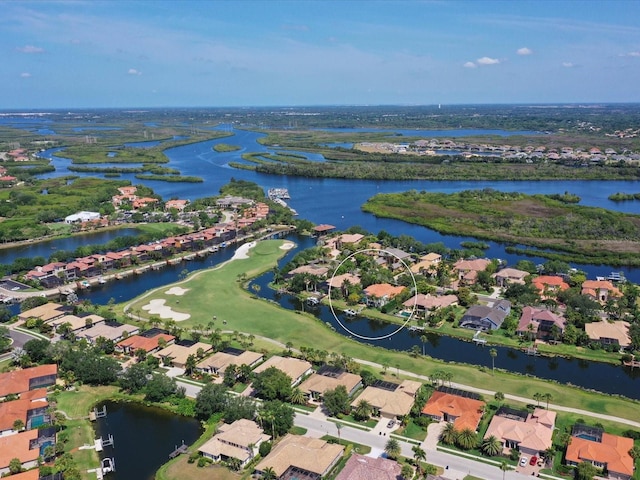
[463,61,477,68]
[476,56,500,65]
[562,62,574,68]
[517,47,532,55]
[627,51,640,57]
[20,72,31,78]
[128,68,142,76]
[16,45,44,54]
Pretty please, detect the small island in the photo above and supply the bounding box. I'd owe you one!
[362,189,640,265]
[213,143,241,152]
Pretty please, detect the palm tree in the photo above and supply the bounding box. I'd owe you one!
[354,400,372,421]
[412,445,426,476]
[384,438,401,460]
[481,435,502,456]
[533,392,543,407]
[262,466,277,480]
[443,371,453,387]
[456,428,478,450]
[336,422,343,440]
[420,335,428,356]
[543,392,553,409]
[440,422,458,445]
[500,461,509,480]
[489,348,497,374]
[289,387,306,405]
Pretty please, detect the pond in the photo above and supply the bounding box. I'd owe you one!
[93,400,202,480]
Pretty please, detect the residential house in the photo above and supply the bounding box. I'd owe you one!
[532,275,569,299]
[17,303,68,323]
[196,348,264,376]
[581,280,623,303]
[254,434,344,479]
[484,407,555,457]
[459,300,511,331]
[0,430,40,475]
[165,199,189,212]
[352,379,422,420]
[380,247,413,270]
[421,389,484,431]
[48,313,105,334]
[198,419,269,467]
[410,252,442,275]
[299,365,362,401]
[363,283,406,308]
[492,268,530,287]
[312,224,336,237]
[585,321,631,349]
[516,307,565,340]
[326,273,361,292]
[0,365,58,398]
[78,321,140,345]
[566,428,634,480]
[153,341,212,369]
[252,356,313,386]
[453,258,491,285]
[287,264,330,279]
[0,390,49,434]
[403,294,458,318]
[116,332,175,355]
[335,454,401,480]
[6,470,40,480]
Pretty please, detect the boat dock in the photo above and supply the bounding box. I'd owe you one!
[89,405,107,421]
[472,330,486,345]
[169,441,188,459]
[268,188,290,200]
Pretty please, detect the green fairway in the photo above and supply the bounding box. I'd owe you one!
[123,239,640,424]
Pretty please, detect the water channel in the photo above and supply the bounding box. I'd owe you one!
[93,400,202,480]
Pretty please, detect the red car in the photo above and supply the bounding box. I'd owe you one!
[530,456,538,466]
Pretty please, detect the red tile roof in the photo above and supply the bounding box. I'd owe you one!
[566,433,634,477]
[0,365,57,397]
[421,391,484,431]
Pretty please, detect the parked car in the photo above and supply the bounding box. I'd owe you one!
[387,419,395,428]
[519,457,528,467]
[530,456,538,466]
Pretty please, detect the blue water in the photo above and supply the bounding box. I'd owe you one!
[34,127,640,281]
[313,127,541,137]
[124,140,161,148]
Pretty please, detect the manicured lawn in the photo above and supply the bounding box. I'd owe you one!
[321,435,371,455]
[120,239,640,425]
[55,385,122,419]
[64,418,100,474]
[158,456,241,480]
[396,418,428,441]
[339,414,377,429]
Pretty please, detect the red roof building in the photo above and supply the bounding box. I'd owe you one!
[0,365,58,398]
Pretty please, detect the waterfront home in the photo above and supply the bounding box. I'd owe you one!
[379,247,413,270]
[453,258,491,285]
[363,283,406,308]
[335,453,401,480]
[532,275,570,299]
[421,389,484,431]
[48,313,105,334]
[492,267,530,287]
[286,264,330,279]
[198,419,269,467]
[403,293,458,318]
[325,233,365,252]
[0,365,57,399]
[0,430,40,476]
[585,320,631,348]
[566,427,634,480]
[326,272,361,291]
[78,321,139,344]
[196,348,263,376]
[64,211,100,224]
[352,379,422,420]
[516,307,565,340]
[153,341,212,368]
[252,355,313,386]
[581,280,623,303]
[483,407,555,458]
[17,303,68,324]
[0,390,49,434]
[116,332,175,355]
[299,365,362,401]
[165,199,189,212]
[410,252,442,275]
[215,195,253,209]
[255,434,344,479]
[459,300,511,331]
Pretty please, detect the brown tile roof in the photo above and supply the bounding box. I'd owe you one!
[154,342,212,367]
[581,280,623,298]
[0,429,39,468]
[454,258,491,272]
[197,350,264,374]
[532,275,569,294]
[352,380,421,418]
[0,365,58,397]
[403,294,458,310]
[255,434,344,477]
[585,321,631,347]
[252,356,312,385]
[199,419,270,462]
[17,303,66,322]
[335,453,401,480]
[363,283,405,299]
[484,408,555,452]
[299,371,361,396]
[327,273,361,289]
[566,432,634,477]
[421,391,484,431]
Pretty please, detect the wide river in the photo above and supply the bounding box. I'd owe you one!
[19,125,640,398]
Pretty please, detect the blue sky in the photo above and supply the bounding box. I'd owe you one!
[2,0,640,108]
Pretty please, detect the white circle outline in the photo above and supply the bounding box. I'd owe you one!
[328,247,417,340]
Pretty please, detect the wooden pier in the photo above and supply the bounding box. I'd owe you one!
[89,405,107,421]
[472,330,486,345]
[168,441,188,459]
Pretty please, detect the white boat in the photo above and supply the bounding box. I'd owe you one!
[344,309,357,317]
[98,277,106,284]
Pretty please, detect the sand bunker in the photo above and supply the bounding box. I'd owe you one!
[142,299,191,322]
[165,287,189,296]
[232,241,256,260]
[280,241,295,250]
